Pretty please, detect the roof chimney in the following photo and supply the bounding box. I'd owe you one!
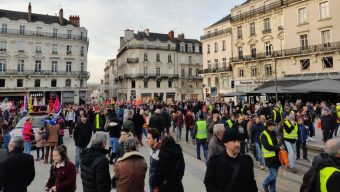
[144,29,149,36]
[28,2,32,22]
[177,33,185,42]
[69,15,80,27]
[59,8,64,25]
[168,30,174,40]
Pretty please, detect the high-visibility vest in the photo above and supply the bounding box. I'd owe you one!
[227,119,233,128]
[260,130,277,158]
[196,120,207,139]
[283,120,298,140]
[272,110,277,122]
[336,105,340,123]
[319,167,340,192]
[95,113,100,129]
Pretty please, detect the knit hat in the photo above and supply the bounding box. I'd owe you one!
[212,109,219,114]
[223,128,240,143]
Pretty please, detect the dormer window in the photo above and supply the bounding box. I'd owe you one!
[188,46,192,52]
[180,45,185,52]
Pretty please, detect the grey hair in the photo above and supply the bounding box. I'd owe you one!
[124,136,138,152]
[213,124,225,134]
[324,138,340,157]
[91,131,107,147]
[9,136,24,150]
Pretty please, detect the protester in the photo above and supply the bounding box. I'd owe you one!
[192,114,208,163]
[95,108,106,132]
[184,110,195,144]
[296,117,310,162]
[321,107,337,143]
[1,124,10,152]
[45,121,60,164]
[35,126,45,161]
[123,110,135,134]
[45,146,76,192]
[208,124,225,160]
[0,136,35,192]
[65,108,76,137]
[22,118,33,154]
[118,128,132,158]
[251,116,266,170]
[154,136,185,192]
[146,128,161,192]
[206,109,222,143]
[161,107,171,137]
[132,109,145,146]
[283,114,298,173]
[149,109,163,138]
[80,131,111,192]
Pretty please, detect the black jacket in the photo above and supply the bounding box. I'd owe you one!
[0,149,35,192]
[107,122,121,138]
[301,153,340,192]
[74,122,92,148]
[161,111,171,128]
[80,147,111,192]
[321,114,337,132]
[204,151,258,192]
[260,129,281,168]
[149,113,164,132]
[153,143,185,192]
[133,113,145,135]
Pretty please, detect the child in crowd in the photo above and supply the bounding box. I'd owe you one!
[35,127,45,161]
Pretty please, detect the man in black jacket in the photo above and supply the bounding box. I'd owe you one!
[81,131,111,192]
[74,114,93,172]
[149,109,164,137]
[204,128,257,192]
[321,108,337,143]
[0,136,35,192]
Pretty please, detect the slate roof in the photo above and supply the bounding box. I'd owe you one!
[134,31,201,44]
[208,14,231,28]
[0,9,73,26]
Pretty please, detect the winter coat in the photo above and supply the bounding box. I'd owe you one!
[45,124,60,147]
[132,113,145,135]
[233,121,248,141]
[35,131,44,148]
[208,135,224,159]
[153,143,185,192]
[251,122,265,144]
[1,132,10,151]
[297,124,309,144]
[204,151,258,192]
[113,151,147,192]
[300,153,340,192]
[122,119,134,134]
[0,149,35,192]
[161,111,171,128]
[321,114,337,132]
[184,113,195,129]
[107,122,121,138]
[149,113,164,133]
[149,143,161,188]
[80,147,111,192]
[22,122,33,142]
[74,122,92,148]
[260,129,281,168]
[46,161,77,192]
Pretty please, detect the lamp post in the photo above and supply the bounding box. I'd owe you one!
[270,44,278,103]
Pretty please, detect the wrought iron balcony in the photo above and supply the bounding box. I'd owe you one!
[198,66,232,74]
[262,29,272,34]
[122,73,179,80]
[0,70,90,77]
[127,58,139,63]
[118,44,177,57]
[0,28,89,42]
[200,28,232,41]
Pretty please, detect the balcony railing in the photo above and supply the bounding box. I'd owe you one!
[122,73,179,80]
[278,26,284,31]
[230,41,340,62]
[183,75,203,80]
[0,28,89,42]
[231,0,303,22]
[262,29,272,34]
[118,43,177,57]
[127,58,139,63]
[200,28,232,40]
[0,70,90,77]
[198,66,232,74]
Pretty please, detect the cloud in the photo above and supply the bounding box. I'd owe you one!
[0,0,245,83]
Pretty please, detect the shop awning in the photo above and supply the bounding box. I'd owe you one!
[222,91,246,97]
[283,79,340,93]
[249,86,308,94]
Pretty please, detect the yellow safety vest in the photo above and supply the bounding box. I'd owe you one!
[260,130,277,158]
[336,105,340,123]
[196,120,207,139]
[272,110,277,122]
[320,167,340,192]
[283,120,298,140]
[227,119,233,128]
[95,113,100,129]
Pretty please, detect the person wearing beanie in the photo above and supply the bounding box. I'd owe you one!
[204,128,258,192]
[206,108,224,144]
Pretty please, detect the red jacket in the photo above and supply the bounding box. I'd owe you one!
[46,161,77,192]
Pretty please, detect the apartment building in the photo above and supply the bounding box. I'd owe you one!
[103,59,117,99]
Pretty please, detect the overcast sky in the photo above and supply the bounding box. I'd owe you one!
[1,0,244,83]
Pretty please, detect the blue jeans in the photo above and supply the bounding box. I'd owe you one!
[285,141,296,168]
[196,141,208,163]
[24,142,31,154]
[75,146,85,169]
[262,167,278,192]
[142,128,147,137]
[110,137,119,154]
[255,142,265,166]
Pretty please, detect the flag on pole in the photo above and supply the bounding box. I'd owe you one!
[54,95,60,113]
[24,95,28,112]
[33,96,38,106]
[49,94,54,113]
[28,96,33,113]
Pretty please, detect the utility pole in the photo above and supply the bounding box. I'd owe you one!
[271,44,278,103]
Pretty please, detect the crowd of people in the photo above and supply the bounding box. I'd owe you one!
[0,99,339,192]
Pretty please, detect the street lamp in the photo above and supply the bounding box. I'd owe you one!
[270,44,278,103]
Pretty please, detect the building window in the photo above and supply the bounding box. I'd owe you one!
[1,24,7,33]
[264,18,271,32]
[195,45,200,53]
[265,42,272,56]
[251,44,256,58]
[207,78,211,87]
[214,42,218,52]
[207,44,210,54]
[222,40,226,51]
[17,79,23,87]
[52,61,58,72]
[67,30,72,39]
[300,59,310,70]
[51,79,57,87]
[214,59,218,68]
[207,60,211,69]
[0,60,6,72]
[34,79,40,87]
[18,41,25,52]
[0,79,5,87]
[188,46,192,52]
[238,68,244,77]
[168,54,172,62]
[131,80,135,88]
[222,58,227,68]
[321,30,331,47]
[80,79,84,88]
[265,64,272,76]
[300,34,309,50]
[80,46,84,56]
[319,1,330,20]
[53,28,58,37]
[67,45,72,54]
[189,56,192,64]
[144,53,148,61]
[66,61,72,72]
[238,47,243,59]
[36,27,42,36]
[189,68,192,76]
[156,54,160,62]
[237,26,242,38]
[65,79,71,87]
[156,67,160,76]
[156,80,161,88]
[80,32,84,40]
[250,22,256,35]
[251,66,257,76]
[298,8,307,24]
[144,81,148,88]
[0,41,7,51]
[143,66,148,76]
[36,43,42,53]
[196,68,199,76]
[180,45,185,52]
[168,80,172,88]
[81,62,84,72]
[17,60,24,72]
[322,57,333,68]
[181,69,185,76]
[52,44,58,54]
[35,60,41,72]
[215,77,219,87]
[19,26,25,35]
